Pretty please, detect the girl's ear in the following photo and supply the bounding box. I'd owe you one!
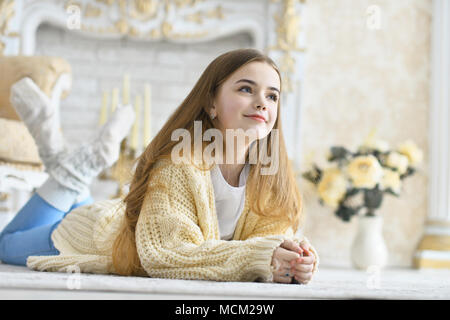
[210,105,217,119]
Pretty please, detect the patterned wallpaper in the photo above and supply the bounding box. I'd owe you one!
[298,0,431,267]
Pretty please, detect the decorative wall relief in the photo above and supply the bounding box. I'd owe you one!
[265,0,306,163]
[10,0,275,55]
[269,0,305,93]
[62,0,223,39]
[0,0,18,55]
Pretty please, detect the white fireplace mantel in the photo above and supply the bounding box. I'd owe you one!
[17,0,269,55]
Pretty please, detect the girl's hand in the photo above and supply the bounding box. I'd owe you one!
[290,242,315,285]
[270,240,302,283]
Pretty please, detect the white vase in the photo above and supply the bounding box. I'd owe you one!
[351,215,388,270]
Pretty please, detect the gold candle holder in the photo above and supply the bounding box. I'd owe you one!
[110,139,135,199]
[97,75,152,199]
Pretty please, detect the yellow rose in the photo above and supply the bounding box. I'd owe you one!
[386,152,409,175]
[317,168,348,208]
[398,140,423,166]
[380,168,401,194]
[346,155,383,189]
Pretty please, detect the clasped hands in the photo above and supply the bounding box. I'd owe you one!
[271,239,315,284]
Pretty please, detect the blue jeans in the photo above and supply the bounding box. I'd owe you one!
[0,193,93,266]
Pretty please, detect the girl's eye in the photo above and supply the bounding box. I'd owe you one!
[239,86,252,93]
[268,94,278,102]
[239,86,278,102]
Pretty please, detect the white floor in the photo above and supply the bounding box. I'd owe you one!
[0,263,449,300]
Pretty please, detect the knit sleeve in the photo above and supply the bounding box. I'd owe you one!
[135,161,286,282]
[245,214,294,239]
[246,216,320,274]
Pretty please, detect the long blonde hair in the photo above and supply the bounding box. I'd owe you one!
[112,48,303,276]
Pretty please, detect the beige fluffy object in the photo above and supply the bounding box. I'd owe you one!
[0,55,71,169]
[0,117,42,166]
[0,55,72,121]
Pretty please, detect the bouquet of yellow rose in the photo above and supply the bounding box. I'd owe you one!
[302,135,423,222]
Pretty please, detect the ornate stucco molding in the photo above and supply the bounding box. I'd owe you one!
[266,0,306,165]
[6,0,268,55]
[268,0,305,93]
[0,0,19,55]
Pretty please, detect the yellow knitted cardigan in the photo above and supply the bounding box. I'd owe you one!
[27,158,319,282]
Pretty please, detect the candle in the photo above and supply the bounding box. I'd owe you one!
[144,84,151,146]
[99,91,108,126]
[131,95,141,151]
[123,74,130,105]
[111,87,119,113]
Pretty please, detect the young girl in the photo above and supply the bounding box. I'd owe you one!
[0,48,318,285]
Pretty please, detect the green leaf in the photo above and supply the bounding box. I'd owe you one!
[384,188,400,197]
[301,165,322,184]
[335,205,357,222]
[345,188,360,197]
[400,167,415,180]
[328,146,351,162]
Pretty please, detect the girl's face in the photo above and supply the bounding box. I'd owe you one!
[212,61,280,141]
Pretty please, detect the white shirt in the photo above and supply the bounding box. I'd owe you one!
[210,163,251,240]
